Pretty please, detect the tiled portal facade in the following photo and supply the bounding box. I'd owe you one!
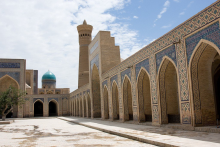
[70,1,220,127]
[0,60,70,118]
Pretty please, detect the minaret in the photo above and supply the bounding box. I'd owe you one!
[77,20,93,88]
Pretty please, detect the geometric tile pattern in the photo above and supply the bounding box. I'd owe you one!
[156,45,176,73]
[0,62,20,68]
[90,54,99,72]
[121,68,131,83]
[102,80,107,88]
[110,74,118,86]
[33,98,44,103]
[186,21,220,64]
[181,102,191,124]
[0,72,20,84]
[135,58,149,79]
[48,98,59,103]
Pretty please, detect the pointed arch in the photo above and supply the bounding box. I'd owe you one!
[112,81,119,120]
[103,85,109,119]
[34,100,44,117]
[48,99,58,116]
[0,75,20,93]
[91,64,101,118]
[189,39,220,126]
[122,75,133,121]
[137,68,152,122]
[158,56,180,124]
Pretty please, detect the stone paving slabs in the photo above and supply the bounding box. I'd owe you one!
[59,116,220,147]
[0,117,155,147]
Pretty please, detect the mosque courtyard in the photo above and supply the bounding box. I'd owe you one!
[0,118,154,147]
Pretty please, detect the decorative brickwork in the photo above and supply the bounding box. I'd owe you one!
[0,62,20,68]
[33,98,44,103]
[156,45,176,72]
[110,74,118,86]
[135,59,149,79]
[90,54,99,72]
[121,68,131,83]
[0,72,20,84]
[48,98,58,103]
[186,22,220,64]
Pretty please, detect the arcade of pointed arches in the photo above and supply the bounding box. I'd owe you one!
[70,39,220,127]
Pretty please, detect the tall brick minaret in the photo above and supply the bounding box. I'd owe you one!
[77,20,93,88]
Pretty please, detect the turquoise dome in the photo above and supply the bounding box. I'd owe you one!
[42,70,56,81]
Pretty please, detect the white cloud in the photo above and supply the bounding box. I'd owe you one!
[154,0,170,24]
[138,6,141,9]
[157,7,167,19]
[179,12,185,15]
[0,0,141,91]
[164,1,170,7]
[133,16,138,19]
[173,0,180,2]
[161,24,172,29]
[188,1,194,7]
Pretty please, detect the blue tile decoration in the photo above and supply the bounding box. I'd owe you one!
[83,91,86,95]
[0,62,20,68]
[87,89,90,93]
[135,58,150,79]
[155,45,176,72]
[33,98,44,103]
[90,41,98,54]
[0,72,20,84]
[102,80,107,88]
[62,97,67,100]
[186,22,220,64]
[90,54,99,72]
[121,68,131,83]
[110,75,118,86]
[48,98,58,103]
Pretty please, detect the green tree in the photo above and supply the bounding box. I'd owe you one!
[0,86,26,121]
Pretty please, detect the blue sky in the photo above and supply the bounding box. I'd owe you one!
[0,0,217,91]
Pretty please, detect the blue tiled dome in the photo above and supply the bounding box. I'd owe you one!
[42,70,56,81]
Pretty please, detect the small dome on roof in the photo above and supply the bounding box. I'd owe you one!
[42,70,56,81]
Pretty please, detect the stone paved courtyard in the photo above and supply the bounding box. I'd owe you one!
[0,118,155,147]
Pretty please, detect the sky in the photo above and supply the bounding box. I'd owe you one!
[0,0,217,92]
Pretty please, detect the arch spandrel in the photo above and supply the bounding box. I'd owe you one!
[186,21,220,64]
[0,74,20,93]
[155,45,177,73]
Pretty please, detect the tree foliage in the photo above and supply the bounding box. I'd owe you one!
[0,86,26,121]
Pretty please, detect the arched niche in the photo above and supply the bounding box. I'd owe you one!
[137,68,152,122]
[112,81,119,120]
[34,100,43,117]
[189,39,220,126]
[158,57,180,124]
[122,76,133,121]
